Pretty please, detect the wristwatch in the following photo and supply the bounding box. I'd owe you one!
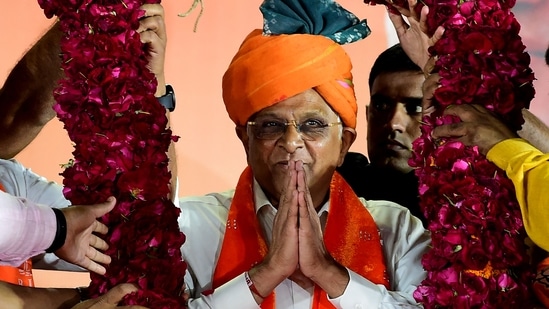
[157,84,176,112]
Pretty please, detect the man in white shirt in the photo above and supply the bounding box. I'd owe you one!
[0,1,430,308]
[176,1,431,308]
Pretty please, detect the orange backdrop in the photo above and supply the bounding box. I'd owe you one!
[1,0,389,197]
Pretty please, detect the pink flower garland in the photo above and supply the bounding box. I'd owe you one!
[38,0,187,307]
[367,0,536,307]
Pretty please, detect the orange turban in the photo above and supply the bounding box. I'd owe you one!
[222,29,358,129]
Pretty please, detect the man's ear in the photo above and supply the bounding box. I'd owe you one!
[235,125,250,155]
[338,127,357,167]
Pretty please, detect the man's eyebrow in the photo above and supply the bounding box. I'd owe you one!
[299,111,329,118]
[255,111,329,119]
[253,112,284,119]
[370,93,391,102]
[370,94,422,105]
[401,97,423,106]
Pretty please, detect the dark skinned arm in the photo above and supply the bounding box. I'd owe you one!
[0,282,79,309]
[0,22,63,159]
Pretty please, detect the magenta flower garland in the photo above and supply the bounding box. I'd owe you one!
[38,0,187,307]
[367,0,536,308]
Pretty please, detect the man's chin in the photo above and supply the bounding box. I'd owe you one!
[375,158,413,174]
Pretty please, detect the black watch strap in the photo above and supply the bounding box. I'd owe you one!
[46,208,67,253]
[157,84,176,112]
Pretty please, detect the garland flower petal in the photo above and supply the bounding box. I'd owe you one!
[366,0,536,308]
[38,0,187,307]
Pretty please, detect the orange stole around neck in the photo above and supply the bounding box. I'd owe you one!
[211,167,389,308]
[0,182,35,287]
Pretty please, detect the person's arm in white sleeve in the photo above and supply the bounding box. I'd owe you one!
[20,162,70,209]
[1,159,77,271]
[186,273,260,309]
[329,201,429,308]
[0,191,56,266]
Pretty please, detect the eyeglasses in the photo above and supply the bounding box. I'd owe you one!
[247,119,342,141]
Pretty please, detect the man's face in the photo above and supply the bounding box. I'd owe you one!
[237,89,355,206]
[367,71,424,174]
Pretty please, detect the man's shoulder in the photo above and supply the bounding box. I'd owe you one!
[178,189,235,211]
[360,198,425,231]
[361,198,411,214]
[0,158,25,171]
[0,159,30,195]
[177,190,236,236]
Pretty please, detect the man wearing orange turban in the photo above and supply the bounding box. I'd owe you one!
[177,0,430,308]
[222,29,358,129]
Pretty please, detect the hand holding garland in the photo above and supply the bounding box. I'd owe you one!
[137,3,179,201]
[422,73,519,155]
[431,104,518,155]
[137,4,167,98]
[383,0,445,73]
[56,198,117,275]
[0,193,115,275]
[0,281,149,309]
[72,284,149,309]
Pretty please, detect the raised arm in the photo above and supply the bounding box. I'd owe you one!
[137,3,178,200]
[0,23,63,159]
[518,109,549,153]
[385,0,444,73]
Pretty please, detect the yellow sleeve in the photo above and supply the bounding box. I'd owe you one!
[487,138,549,251]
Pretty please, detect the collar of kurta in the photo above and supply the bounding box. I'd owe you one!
[211,166,389,308]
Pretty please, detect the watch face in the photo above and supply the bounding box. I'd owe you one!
[158,85,175,112]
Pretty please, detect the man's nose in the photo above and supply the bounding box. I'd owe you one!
[278,121,304,153]
[389,104,409,134]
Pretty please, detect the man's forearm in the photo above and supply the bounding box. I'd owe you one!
[518,108,549,153]
[0,22,63,159]
[0,282,80,309]
[310,263,349,298]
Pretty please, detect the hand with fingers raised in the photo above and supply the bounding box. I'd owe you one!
[386,0,445,73]
[55,197,117,275]
[421,71,440,117]
[137,4,167,97]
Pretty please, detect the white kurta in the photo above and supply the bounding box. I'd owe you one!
[180,181,430,309]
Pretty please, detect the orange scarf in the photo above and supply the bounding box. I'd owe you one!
[212,167,389,308]
[0,182,35,287]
